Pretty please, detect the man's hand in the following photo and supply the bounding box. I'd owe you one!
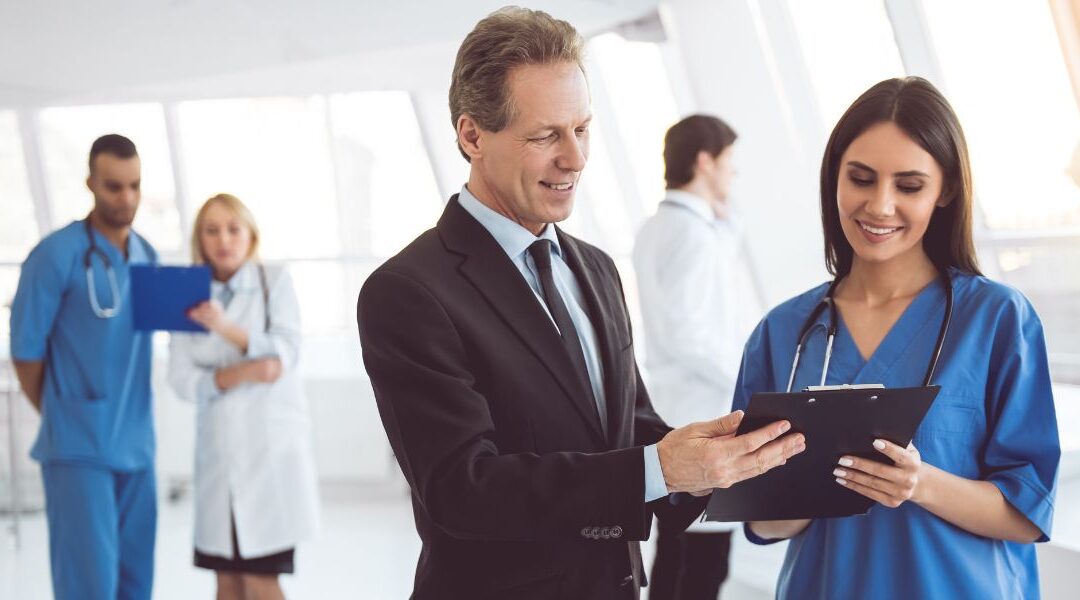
[656,410,805,495]
[13,360,45,414]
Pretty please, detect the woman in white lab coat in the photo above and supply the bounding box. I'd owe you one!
[169,194,320,600]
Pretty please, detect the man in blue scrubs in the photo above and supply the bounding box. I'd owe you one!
[11,134,158,600]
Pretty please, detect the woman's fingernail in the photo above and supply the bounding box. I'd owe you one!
[838,458,853,467]
[873,439,886,450]
[835,478,847,486]
[833,468,846,478]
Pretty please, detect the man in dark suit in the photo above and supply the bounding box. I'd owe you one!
[357,7,805,599]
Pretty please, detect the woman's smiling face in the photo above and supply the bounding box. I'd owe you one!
[836,120,948,267]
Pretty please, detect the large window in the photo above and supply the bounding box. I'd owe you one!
[786,0,906,132]
[177,96,340,261]
[923,0,1080,230]
[0,112,38,263]
[37,103,182,253]
[588,32,681,216]
[0,112,37,341]
[575,118,637,257]
[327,92,443,258]
[921,1,1080,384]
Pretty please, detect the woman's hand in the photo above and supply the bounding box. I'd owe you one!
[833,439,924,508]
[247,357,282,383]
[214,357,283,391]
[187,300,230,333]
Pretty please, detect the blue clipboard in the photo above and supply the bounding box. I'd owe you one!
[131,265,212,332]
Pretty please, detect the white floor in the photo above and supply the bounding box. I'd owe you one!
[0,483,771,600]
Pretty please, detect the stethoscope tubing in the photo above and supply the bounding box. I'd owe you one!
[785,268,953,392]
[84,217,122,318]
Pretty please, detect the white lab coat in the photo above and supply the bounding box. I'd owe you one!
[168,262,320,558]
[633,191,759,532]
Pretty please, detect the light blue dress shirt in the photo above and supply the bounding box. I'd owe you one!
[457,187,668,502]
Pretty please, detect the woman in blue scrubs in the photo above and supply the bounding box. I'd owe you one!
[740,77,1059,598]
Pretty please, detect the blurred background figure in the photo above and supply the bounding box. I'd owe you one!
[634,115,758,600]
[168,194,320,600]
[9,134,159,600]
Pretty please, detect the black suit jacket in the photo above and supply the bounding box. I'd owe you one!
[357,196,706,599]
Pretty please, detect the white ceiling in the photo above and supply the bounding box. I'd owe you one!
[0,0,660,107]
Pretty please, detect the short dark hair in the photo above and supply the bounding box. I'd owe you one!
[663,114,737,188]
[88,134,138,172]
[820,76,981,277]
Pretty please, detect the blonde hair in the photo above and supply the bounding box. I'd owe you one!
[449,6,585,161]
[190,193,261,264]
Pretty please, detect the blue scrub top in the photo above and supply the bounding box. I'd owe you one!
[10,220,157,471]
[735,270,1059,599]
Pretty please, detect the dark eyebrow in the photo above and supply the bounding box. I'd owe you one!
[893,170,929,178]
[846,161,929,178]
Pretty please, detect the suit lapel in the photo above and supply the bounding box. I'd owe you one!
[556,229,629,448]
[438,197,606,443]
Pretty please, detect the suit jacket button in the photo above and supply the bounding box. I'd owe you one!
[591,526,602,538]
[599,527,611,539]
[581,527,591,538]
[610,526,623,538]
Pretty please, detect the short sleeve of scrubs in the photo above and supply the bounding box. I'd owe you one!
[982,293,1058,540]
[11,240,69,361]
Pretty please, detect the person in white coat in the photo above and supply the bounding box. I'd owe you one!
[169,193,320,600]
[633,115,759,600]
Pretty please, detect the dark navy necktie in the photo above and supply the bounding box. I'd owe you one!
[528,240,599,417]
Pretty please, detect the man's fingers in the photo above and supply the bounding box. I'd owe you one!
[727,434,805,482]
[727,419,792,456]
[729,444,795,485]
[696,410,745,438]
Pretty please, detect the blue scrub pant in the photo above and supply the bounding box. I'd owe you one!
[41,463,157,600]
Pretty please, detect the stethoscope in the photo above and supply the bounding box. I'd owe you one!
[84,217,122,318]
[784,266,954,393]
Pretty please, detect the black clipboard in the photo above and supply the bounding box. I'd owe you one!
[703,385,940,522]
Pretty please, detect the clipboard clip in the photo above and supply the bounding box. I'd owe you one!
[803,383,885,392]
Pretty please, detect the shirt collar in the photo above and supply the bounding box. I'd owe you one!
[663,190,718,223]
[458,185,562,261]
[211,261,257,292]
